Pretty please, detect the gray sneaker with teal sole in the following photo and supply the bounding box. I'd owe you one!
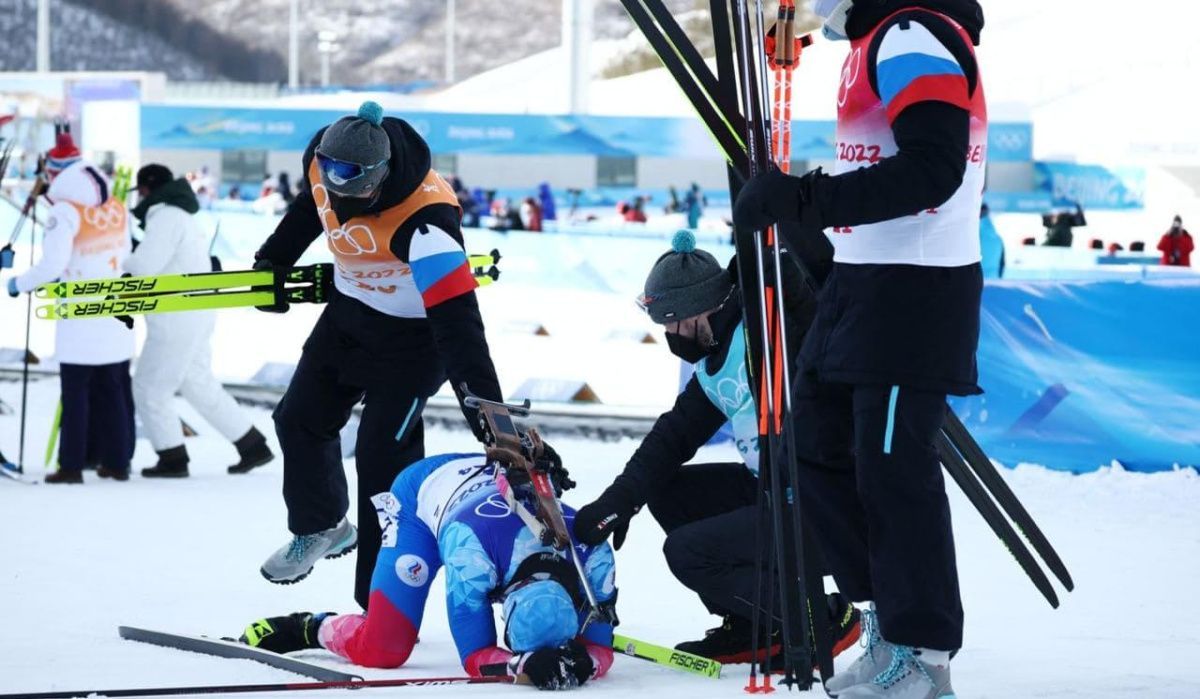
[828,608,892,695]
[261,518,357,584]
[836,646,955,699]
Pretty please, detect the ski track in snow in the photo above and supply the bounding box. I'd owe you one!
[2,379,1200,698]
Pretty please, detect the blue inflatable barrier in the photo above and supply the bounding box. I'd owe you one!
[951,279,1200,473]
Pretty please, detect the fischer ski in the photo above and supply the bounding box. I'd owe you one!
[39,289,287,320]
[613,633,723,679]
[117,626,361,682]
[34,265,324,300]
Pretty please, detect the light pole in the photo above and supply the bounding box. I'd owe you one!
[445,0,456,84]
[317,31,339,88]
[288,0,300,89]
[36,0,50,72]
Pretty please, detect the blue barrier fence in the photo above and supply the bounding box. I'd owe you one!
[950,279,1200,473]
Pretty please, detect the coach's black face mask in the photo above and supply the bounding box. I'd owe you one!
[665,332,715,364]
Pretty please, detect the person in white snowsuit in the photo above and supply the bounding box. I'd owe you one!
[126,164,274,478]
[3,133,135,483]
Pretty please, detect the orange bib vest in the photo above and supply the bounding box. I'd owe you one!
[308,160,460,317]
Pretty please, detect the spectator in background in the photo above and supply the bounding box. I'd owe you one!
[622,196,648,224]
[665,185,683,215]
[1042,202,1085,247]
[1158,215,1194,267]
[520,196,543,232]
[452,177,480,228]
[684,183,706,229]
[538,182,557,222]
[228,185,242,201]
[979,203,1004,279]
[127,164,275,479]
[260,173,275,199]
[278,172,295,205]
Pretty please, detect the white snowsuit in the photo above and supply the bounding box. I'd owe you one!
[125,200,252,452]
[13,162,135,365]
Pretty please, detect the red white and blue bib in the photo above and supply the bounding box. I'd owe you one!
[831,9,987,267]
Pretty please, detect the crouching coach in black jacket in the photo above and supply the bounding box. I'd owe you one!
[572,230,861,667]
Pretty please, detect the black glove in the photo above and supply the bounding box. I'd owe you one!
[251,257,289,313]
[0,244,15,270]
[574,484,639,550]
[732,167,823,234]
[510,640,594,691]
[536,440,576,495]
[239,612,329,654]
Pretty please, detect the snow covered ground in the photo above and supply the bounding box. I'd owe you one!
[2,376,1200,698]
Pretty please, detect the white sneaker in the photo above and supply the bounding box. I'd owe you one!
[260,518,357,584]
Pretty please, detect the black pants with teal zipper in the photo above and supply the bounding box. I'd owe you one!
[275,295,445,610]
[791,374,964,651]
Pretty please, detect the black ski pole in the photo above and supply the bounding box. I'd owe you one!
[16,189,41,472]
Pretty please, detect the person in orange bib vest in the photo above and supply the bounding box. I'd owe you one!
[253,102,537,610]
[4,133,136,484]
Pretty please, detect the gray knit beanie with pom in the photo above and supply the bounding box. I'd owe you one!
[316,100,391,197]
[638,230,733,324]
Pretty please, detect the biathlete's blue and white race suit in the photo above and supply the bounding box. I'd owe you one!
[317,452,617,677]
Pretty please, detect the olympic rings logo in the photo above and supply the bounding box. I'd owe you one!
[83,202,126,231]
[313,183,379,256]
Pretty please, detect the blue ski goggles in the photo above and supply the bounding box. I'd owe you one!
[315,153,389,187]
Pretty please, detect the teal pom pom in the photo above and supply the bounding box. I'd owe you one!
[671,229,697,253]
[357,101,384,126]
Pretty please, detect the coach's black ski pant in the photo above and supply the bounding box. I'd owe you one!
[274,299,445,610]
[791,374,964,651]
[647,462,767,620]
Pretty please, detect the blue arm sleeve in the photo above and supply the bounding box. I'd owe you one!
[580,542,616,646]
[440,521,502,663]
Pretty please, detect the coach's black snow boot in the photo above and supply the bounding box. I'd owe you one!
[141,445,190,478]
[676,614,776,664]
[228,427,274,474]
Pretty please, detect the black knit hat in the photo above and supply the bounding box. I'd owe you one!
[136,164,174,192]
[638,230,733,324]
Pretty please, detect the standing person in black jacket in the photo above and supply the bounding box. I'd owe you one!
[572,230,861,666]
[733,1,987,696]
[255,102,515,610]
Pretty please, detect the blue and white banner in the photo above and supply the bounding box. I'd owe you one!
[141,105,1031,162]
[1034,161,1146,210]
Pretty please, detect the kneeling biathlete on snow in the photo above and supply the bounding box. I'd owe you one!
[239,447,617,691]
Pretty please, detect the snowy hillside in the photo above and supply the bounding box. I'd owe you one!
[0,0,221,80]
[160,0,701,86]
